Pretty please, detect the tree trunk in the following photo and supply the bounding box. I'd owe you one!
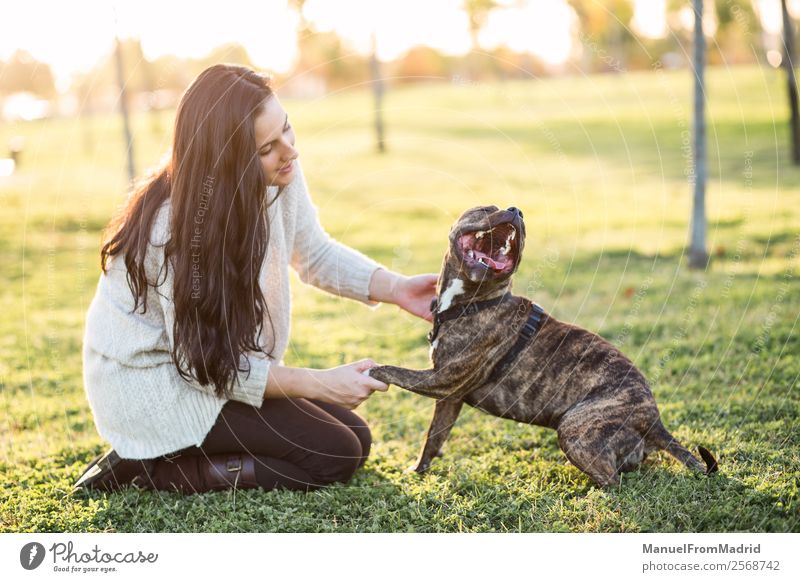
[370,31,386,154]
[688,0,709,269]
[114,35,136,183]
[782,0,800,165]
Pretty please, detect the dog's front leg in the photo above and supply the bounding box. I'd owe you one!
[412,399,464,474]
[367,365,478,400]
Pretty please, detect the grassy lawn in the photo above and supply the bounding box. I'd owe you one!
[1,65,798,532]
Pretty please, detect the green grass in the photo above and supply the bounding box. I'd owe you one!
[1,65,798,532]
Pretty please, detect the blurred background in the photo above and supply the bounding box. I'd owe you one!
[1,1,799,532]
[2,0,799,263]
[0,0,796,116]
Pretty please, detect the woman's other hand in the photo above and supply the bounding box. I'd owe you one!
[310,359,388,409]
[393,274,438,321]
[368,269,438,321]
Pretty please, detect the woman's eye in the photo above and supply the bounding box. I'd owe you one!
[259,124,291,155]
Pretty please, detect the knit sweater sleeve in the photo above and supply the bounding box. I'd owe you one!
[288,159,386,306]
[147,205,270,407]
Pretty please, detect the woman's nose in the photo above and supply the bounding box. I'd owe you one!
[282,143,298,162]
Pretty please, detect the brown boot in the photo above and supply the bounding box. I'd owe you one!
[143,452,260,494]
[72,449,155,493]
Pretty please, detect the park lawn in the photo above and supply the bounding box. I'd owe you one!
[0,65,798,532]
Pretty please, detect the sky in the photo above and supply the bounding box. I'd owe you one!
[0,0,795,92]
[1,0,606,91]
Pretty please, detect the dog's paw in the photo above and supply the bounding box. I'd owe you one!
[365,365,389,384]
[404,460,431,475]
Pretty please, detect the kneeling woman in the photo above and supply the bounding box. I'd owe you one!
[75,64,437,494]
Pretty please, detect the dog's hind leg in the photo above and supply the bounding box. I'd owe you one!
[411,399,464,474]
[617,437,647,473]
[557,413,622,487]
[558,436,621,487]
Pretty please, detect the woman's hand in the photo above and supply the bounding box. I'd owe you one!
[392,273,439,322]
[308,359,389,409]
[369,268,438,321]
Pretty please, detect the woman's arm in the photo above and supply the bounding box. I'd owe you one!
[367,268,403,304]
[266,360,388,409]
[368,268,439,322]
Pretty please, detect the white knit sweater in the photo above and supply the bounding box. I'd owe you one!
[82,159,386,459]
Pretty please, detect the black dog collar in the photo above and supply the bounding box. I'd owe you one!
[427,292,511,344]
[427,292,546,383]
[427,292,545,383]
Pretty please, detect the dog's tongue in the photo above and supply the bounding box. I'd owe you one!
[474,250,508,270]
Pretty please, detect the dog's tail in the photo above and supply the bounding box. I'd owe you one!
[649,423,718,475]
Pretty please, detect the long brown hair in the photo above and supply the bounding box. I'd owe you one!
[100,64,278,397]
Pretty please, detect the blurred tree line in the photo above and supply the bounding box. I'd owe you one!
[0,0,792,111]
[0,50,57,99]
[571,0,763,71]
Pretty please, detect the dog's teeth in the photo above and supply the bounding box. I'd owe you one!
[467,250,475,259]
[510,230,516,240]
[499,239,512,256]
[476,231,485,239]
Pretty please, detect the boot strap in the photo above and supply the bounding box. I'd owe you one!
[206,454,258,491]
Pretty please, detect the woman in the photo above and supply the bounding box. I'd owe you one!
[74,64,437,494]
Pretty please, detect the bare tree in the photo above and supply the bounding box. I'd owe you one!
[114,34,136,184]
[463,0,498,78]
[288,0,309,32]
[370,31,386,154]
[464,0,497,49]
[688,0,709,269]
[782,0,800,165]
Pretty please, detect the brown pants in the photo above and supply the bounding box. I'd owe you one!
[160,398,371,492]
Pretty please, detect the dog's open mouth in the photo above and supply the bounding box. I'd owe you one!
[458,222,518,274]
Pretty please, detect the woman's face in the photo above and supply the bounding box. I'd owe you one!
[254,96,298,188]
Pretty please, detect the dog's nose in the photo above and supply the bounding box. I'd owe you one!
[507,206,523,218]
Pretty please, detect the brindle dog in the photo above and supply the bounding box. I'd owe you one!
[368,205,717,486]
